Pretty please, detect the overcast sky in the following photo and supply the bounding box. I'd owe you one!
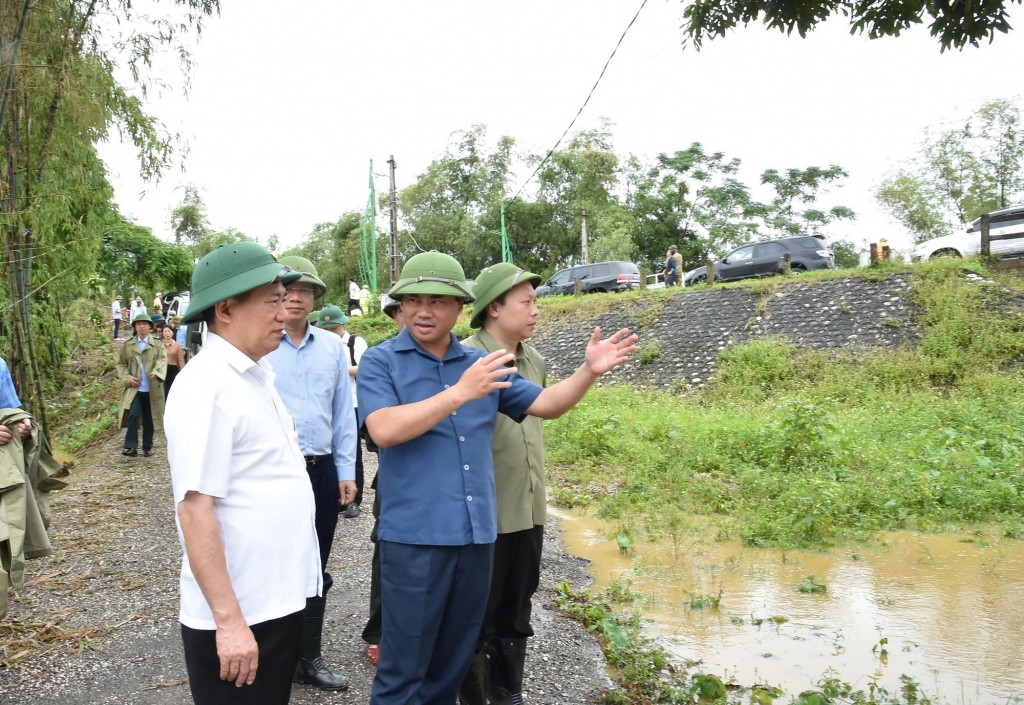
[98,0,1024,257]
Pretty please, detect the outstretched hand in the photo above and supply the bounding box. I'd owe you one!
[584,327,638,377]
[456,349,517,401]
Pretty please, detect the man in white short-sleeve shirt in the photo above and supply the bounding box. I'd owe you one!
[165,242,320,705]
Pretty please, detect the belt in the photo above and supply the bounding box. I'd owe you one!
[304,455,328,465]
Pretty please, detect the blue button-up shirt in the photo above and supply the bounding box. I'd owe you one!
[136,337,150,392]
[0,357,21,408]
[265,325,356,481]
[357,328,542,546]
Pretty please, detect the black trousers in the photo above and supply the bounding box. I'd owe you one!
[306,454,339,590]
[181,610,303,705]
[352,434,365,506]
[112,318,120,339]
[484,525,544,640]
[124,391,153,453]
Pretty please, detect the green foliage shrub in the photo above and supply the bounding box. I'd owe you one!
[546,264,1024,548]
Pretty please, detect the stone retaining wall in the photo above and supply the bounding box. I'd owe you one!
[529,274,921,391]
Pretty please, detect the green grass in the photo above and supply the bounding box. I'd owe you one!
[546,261,1024,549]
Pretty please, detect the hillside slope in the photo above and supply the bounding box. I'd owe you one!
[531,274,922,390]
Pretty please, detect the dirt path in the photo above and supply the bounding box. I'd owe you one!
[0,432,607,704]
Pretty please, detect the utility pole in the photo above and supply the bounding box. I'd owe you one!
[388,155,399,285]
[581,209,589,265]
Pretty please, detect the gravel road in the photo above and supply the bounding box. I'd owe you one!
[0,433,608,704]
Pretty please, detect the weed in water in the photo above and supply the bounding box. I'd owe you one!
[796,575,827,593]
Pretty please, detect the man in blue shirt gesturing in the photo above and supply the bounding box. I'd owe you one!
[358,251,637,705]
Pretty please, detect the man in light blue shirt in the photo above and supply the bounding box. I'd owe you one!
[0,357,21,409]
[265,255,356,692]
[0,356,31,445]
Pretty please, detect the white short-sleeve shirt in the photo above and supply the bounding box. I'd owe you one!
[165,332,321,630]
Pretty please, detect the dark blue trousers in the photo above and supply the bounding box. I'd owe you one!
[305,455,340,591]
[371,541,493,705]
[124,391,153,453]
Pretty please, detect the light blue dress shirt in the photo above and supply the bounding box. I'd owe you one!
[357,328,542,546]
[265,325,356,481]
[0,357,21,408]
[136,337,150,393]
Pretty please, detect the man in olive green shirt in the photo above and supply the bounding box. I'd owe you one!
[461,263,547,705]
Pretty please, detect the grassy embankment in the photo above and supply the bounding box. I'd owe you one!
[542,259,1024,704]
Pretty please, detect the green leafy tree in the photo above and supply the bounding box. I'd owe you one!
[100,220,194,296]
[0,0,219,431]
[876,99,1024,243]
[758,166,856,238]
[400,125,516,276]
[282,212,373,299]
[829,239,861,269]
[170,184,210,245]
[625,143,761,271]
[192,227,251,260]
[531,123,627,273]
[680,0,1020,51]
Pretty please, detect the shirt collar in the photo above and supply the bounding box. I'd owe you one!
[204,331,264,376]
[279,322,316,350]
[392,326,466,361]
[471,328,525,360]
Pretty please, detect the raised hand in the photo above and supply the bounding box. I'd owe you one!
[584,327,639,376]
[456,349,517,401]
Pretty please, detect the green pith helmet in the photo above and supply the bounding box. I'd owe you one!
[278,255,327,299]
[132,313,154,328]
[469,262,541,329]
[388,251,474,302]
[316,304,349,329]
[381,294,401,319]
[182,242,301,324]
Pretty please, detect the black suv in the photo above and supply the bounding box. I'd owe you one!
[684,236,836,286]
[536,261,641,297]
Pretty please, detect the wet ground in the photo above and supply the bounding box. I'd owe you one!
[553,507,1024,703]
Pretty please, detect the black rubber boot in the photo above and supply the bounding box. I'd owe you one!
[458,646,489,705]
[489,637,527,705]
[294,590,350,691]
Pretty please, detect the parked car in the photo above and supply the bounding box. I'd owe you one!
[536,261,641,297]
[912,204,1024,260]
[163,291,191,319]
[684,236,836,286]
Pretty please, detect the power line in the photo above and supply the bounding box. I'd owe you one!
[508,0,649,205]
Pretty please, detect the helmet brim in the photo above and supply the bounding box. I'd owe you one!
[182,264,301,324]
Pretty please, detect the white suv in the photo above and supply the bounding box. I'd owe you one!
[913,205,1024,260]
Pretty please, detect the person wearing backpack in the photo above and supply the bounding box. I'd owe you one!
[316,304,367,518]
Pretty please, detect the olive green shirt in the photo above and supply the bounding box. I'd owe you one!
[462,328,547,534]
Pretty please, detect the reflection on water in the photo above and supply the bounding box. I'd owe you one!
[551,507,1024,702]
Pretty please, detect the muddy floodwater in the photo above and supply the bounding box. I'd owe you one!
[552,508,1024,703]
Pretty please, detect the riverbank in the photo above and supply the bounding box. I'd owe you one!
[0,431,608,704]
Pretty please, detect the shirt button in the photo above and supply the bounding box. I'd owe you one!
[451,411,457,416]
[467,495,473,501]
[463,464,470,471]
[459,436,465,442]
[444,384,450,389]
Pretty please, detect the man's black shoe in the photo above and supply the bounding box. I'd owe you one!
[143,450,154,457]
[122,448,137,457]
